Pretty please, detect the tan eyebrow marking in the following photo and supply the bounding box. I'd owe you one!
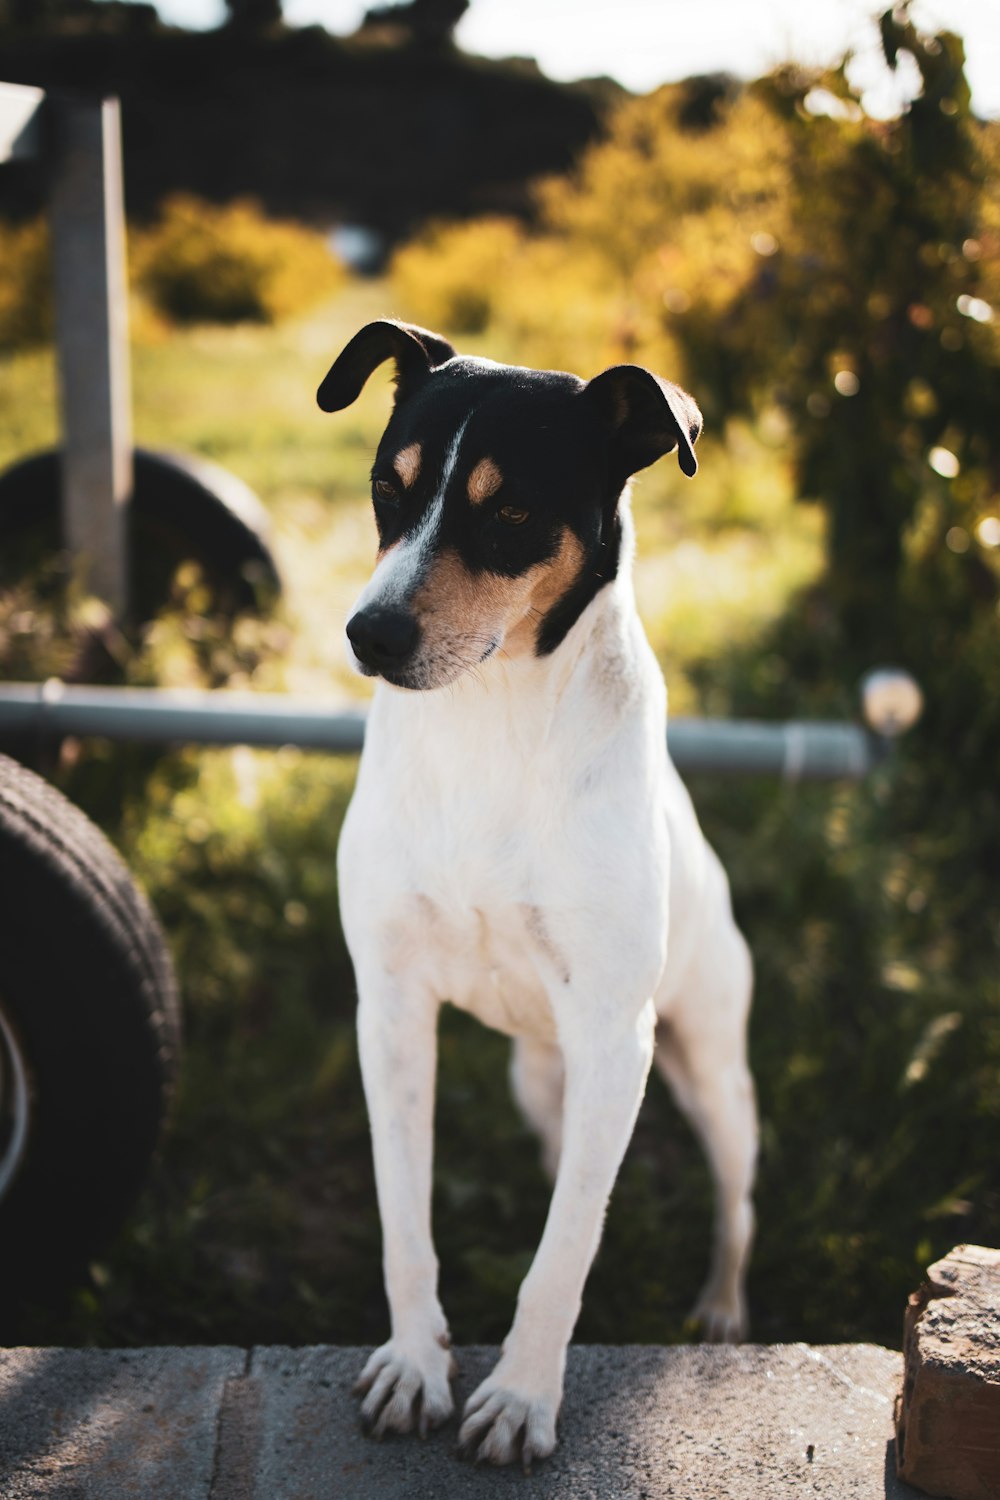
[467,457,503,505]
[392,442,422,488]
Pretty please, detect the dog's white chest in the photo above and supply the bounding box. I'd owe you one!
[383,895,559,1042]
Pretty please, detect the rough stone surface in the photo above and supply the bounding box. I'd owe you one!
[896,1244,1000,1500]
[0,1341,923,1498]
[0,1345,246,1499]
[257,1343,921,1498]
[249,1343,920,1498]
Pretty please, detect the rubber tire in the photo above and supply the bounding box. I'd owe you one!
[0,446,281,618]
[0,754,181,1291]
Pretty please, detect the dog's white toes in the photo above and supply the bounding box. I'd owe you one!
[691,1291,747,1344]
[458,1384,557,1468]
[356,1340,455,1438]
[456,1391,503,1454]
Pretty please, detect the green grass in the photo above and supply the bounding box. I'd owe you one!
[3,284,996,1351]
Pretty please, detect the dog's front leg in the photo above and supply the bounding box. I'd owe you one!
[354,974,455,1437]
[459,999,657,1467]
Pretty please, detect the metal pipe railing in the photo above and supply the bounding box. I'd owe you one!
[0,681,887,780]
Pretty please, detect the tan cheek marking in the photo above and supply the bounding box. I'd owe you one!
[409,530,584,660]
[411,548,513,632]
[504,528,584,655]
[467,457,503,505]
[393,442,422,488]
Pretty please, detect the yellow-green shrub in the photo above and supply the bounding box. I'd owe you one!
[0,219,52,350]
[391,85,793,381]
[391,216,525,336]
[392,214,672,376]
[131,194,344,325]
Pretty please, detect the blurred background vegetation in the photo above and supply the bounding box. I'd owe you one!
[0,0,998,1351]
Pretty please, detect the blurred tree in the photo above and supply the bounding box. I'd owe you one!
[661,6,1000,998]
[0,0,80,28]
[224,0,283,30]
[682,13,998,659]
[360,0,469,48]
[0,0,157,31]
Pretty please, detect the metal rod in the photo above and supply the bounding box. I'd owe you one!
[0,682,879,779]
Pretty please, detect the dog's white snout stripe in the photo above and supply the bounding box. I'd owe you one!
[358,418,471,614]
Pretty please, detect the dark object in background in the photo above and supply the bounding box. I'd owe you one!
[0,0,159,33]
[361,0,470,50]
[224,0,283,30]
[0,447,281,621]
[0,26,615,245]
[0,751,181,1307]
[676,72,740,131]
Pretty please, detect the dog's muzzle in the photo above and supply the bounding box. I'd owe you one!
[346,606,421,681]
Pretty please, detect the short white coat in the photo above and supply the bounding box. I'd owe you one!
[340,496,757,1467]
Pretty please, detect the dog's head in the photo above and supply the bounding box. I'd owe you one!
[318,319,701,690]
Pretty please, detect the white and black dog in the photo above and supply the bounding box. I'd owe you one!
[318,320,757,1468]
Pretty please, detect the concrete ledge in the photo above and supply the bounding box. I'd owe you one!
[0,1345,245,1499]
[0,1343,923,1498]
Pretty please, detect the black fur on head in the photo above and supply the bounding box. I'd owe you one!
[320,322,702,683]
[583,364,702,485]
[317,319,456,413]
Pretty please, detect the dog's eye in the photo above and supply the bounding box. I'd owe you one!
[497,505,530,526]
[373,479,399,504]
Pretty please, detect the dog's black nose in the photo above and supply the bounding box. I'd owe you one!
[346,606,420,673]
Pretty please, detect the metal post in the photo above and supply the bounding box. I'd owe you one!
[47,94,132,615]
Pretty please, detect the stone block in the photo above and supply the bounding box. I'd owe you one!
[895,1244,1000,1499]
[0,1345,245,1499]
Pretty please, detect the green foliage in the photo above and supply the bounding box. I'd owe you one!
[0,218,51,349]
[131,194,344,326]
[391,87,792,376]
[666,22,1000,1119]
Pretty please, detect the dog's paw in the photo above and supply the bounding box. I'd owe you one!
[457,1376,558,1471]
[690,1286,747,1344]
[354,1336,457,1438]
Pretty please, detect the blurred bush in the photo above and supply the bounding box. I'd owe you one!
[393,213,618,372]
[0,196,344,350]
[0,218,51,349]
[393,216,524,334]
[131,194,344,325]
[391,88,791,375]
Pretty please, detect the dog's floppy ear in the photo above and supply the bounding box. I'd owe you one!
[583,364,702,480]
[317,319,456,413]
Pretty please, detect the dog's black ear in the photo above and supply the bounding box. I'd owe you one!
[583,365,702,480]
[317,320,456,413]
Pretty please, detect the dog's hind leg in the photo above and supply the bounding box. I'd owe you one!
[654,928,757,1343]
[510,1037,564,1180]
